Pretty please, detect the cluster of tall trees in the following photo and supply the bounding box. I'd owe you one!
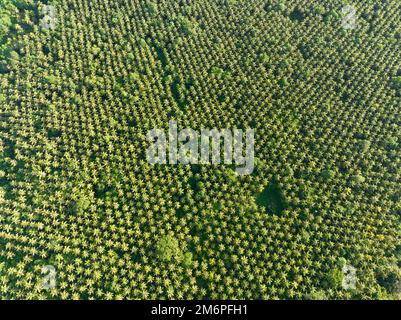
[0,0,400,300]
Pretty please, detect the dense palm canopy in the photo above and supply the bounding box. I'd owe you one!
[0,0,400,299]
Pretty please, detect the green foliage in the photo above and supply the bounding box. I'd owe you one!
[271,3,287,12]
[305,290,328,300]
[145,1,158,16]
[256,179,289,215]
[0,1,16,34]
[289,9,305,22]
[385,136,398,150]
[178,15,196,35]
[357,140,371,153]
[0,14,12,37]
[0,0,32,42]
[182,252,193,268]
[210,66,231,79]
[155,235,182,262]
[44,74,57,85]
[324,9,340,23]
[312,4,325,15]
[324,269,344,289]
[261,54,270,65]
[67,191,93,215]
[0,0,399,301]
[322,168,335,181]
[351,174,365,184]
[377,265,401,295]
[391,76,401,89]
